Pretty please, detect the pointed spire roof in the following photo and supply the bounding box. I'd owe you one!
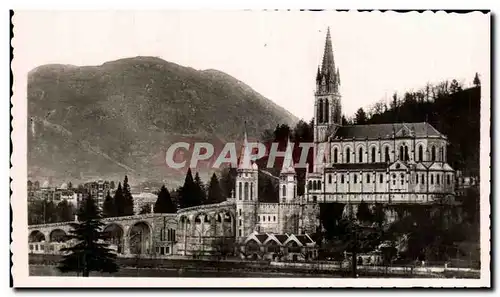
[321,27,335,77]
[281,135,295,175]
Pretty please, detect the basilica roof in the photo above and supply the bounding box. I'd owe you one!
[326,163,388,171]
[332,122,445,140]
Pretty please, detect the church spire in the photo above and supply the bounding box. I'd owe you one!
[321,27,335,77]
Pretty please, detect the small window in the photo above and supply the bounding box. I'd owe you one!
[354,174,357,184]
[392,174,396,186]
[239,219,242,226]
[239,229,242,237]
[437,174,440,185]
[239,209,241,216]
[366,174,371,183]
[416,174,419,184]
[421,174,425,184]
[263,216,266,222]
[431,174,434,185]
[380,174,383,183]
[268,216,271,221]
[328,174,332,184]
[165,246,170,254]
[447,174,451,185]
[273,216,276,222]
[341,175,345,184]
[258,216,260,222]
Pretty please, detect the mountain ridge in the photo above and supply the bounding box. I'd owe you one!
[28,56,299,187]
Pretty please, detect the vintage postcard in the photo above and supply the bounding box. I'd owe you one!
[11,10,491,288]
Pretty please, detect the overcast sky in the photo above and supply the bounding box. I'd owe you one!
[15,11,489,120]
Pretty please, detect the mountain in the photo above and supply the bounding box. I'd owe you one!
[28,56,298,187]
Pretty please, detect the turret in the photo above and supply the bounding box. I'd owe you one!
[279,136,297,203]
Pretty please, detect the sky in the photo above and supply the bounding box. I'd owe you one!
[14,10,490,121]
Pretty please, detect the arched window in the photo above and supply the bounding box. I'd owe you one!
[307,181,312,190]
[367,174,371,183]
[341,174,345,184]
[313,180,317,190]
[282,185,286,197]
[437,174,440,185]
[238,182,242,200]
[421,174,425,184]
[418,145,423,161]
[293,185,296,198]
[385,146,390,162]
[328,174,332,184]
[244,182,249,200]
[447,174,451,185]
[371,147,376,163]
[439,147,444,162]
[354,174,357,183]
[324,99,329,124]
[250,182,253,200]
[346,148,351,163]
[333,148,338,163]
[431,146,436,161]
[416,174,419,184]
[401,173,405,185]
[318,99,324,123]
[379,174,383,183]
[318,181,322,189]
[392,174,396,186]
[399,146,404,161]
[404,146,409,161]
[430,174,434,184]
[358,147,363,163]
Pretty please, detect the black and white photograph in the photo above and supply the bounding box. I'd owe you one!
[10,10,491,288]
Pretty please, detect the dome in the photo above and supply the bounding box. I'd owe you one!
[60,182,68,189]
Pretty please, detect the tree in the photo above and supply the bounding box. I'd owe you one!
[67,182,73,189]
[122,176,134,216]
[220,166,237,199]
[473,72,481,87]
[194,172,207,204]
[57,194,119,277]
[206,173,224,205]
[139,204,152,214]
[449,79,463,94]
[373,203,386,229]
[179,168,202,208]
[354,108,367,125]
[102,191,115,218]
[56,200,75,222]
[113,183,125,217]
[154,185,177,213]
[356,201,373,224]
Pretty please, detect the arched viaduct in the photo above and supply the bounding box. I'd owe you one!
[28,201,236,257]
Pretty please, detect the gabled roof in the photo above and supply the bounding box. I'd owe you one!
[255,234,269,244]
[332,122,444,140]
[442,163,454,171]
[389,161,409,171]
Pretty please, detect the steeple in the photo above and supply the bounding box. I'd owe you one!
[321,27,335,78]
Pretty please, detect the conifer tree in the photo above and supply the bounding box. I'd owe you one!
[194,172,207,204]
[473,72,481,87]
[102,191,115,218]
[206,173,224,204]
[56,199,75,222]
[113,183,125,217]
[179,168,199,208]
[220,166,237,199]
[122,175,135,216]
[154,185,177,213]
[57,194,119,277]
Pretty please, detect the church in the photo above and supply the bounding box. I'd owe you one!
[233,27,457,255]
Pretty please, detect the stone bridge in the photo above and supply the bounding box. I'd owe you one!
[28,201,237,257]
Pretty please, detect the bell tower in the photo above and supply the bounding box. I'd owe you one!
[313,27,342,172]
